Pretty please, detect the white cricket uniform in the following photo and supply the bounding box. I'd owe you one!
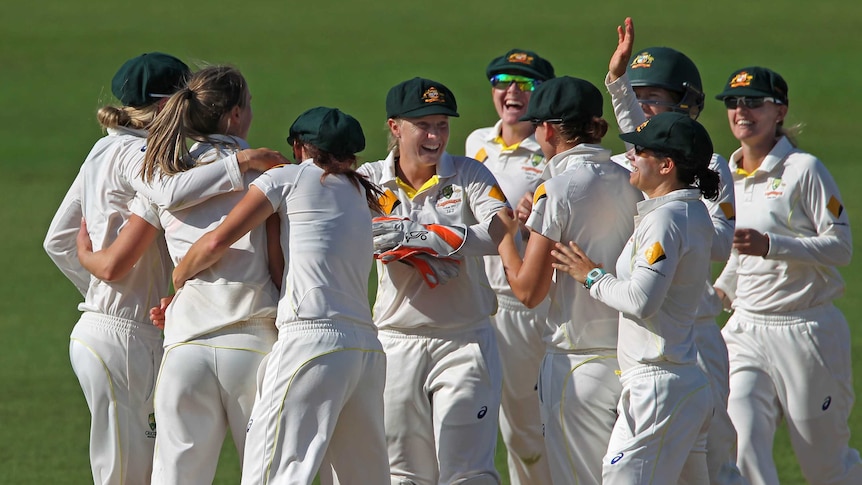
[524,144,641,485]
[43,127,246,485]
[589,189,713,484]
[240,160,388,485]
[606,72,746,485]
[358,151,508,485]
[465,122,553,485]
[128,137,278,485]
[714,137,861,485]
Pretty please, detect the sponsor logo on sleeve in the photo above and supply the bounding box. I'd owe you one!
[378,189,401,215]
[827,196,844,218]
[488,185,506,202]
[719,202,736,221]
[644,241,666,265]
[473,147,488,163]
[533,183,547,205]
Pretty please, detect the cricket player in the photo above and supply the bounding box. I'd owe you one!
[494,76,642,485]
[553,112,719,484]
[359,77,508,485]
[713,66,862,485]
[464,49,555,485]
[175,106,390,485]
[604,18,745,485]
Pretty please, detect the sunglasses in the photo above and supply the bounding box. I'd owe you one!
[529,118,563,126]
[723,97,783,109]
[490,74,542,92]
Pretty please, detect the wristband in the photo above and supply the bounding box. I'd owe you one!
[584,267,606,290]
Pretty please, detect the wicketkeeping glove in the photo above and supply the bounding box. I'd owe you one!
[400,253,461,288]
[372,216,467,257]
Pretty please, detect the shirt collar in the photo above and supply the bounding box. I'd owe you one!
[107,126,148,138]
[542,143,612,179]
[636,188,702,217]
[729,136,794,177]
[378,150,456,187]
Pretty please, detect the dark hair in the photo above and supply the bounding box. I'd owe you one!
[555,116,608,145]
[300,143,383,214]
[666,149,720,200]
[141,66,248,182]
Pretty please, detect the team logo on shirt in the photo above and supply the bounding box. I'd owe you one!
[422,87,445,104]
[719,202,736,221]
[610,452,625,464]
[644,241,666,264]
[630,52,655,69]
[827,196,844,218]
[508,52,534,65]
[764,177,785,199]
[730,71,754,88]
[530,153,544,167]
[436,184,463,214]
[378,189,402,215]
[146,413,156,439]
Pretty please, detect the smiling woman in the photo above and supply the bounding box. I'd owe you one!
[358,76,510,485]
[713,66,862,485]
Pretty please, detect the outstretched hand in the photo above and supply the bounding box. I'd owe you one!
[550,241,600,284]
[609,17,635,82]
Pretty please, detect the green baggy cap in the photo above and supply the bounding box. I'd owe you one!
[386,77,459,119]
[714,66,788,105]
[287,106,365,155]
[485,49,555,81]
[519,76,603,123]
[619,111,713,167]
[111,52,190,108]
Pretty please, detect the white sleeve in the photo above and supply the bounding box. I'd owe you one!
[714,249,740,304]
[591,212,681,319]
[458,161,510,257]
[703,154,735,262]
[766,159,852,266]
[125,154,244,210]
[129,194,163,230]
[605,72,647,144]
[43,170,89,296]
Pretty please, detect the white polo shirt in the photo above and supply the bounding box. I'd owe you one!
[466,121,547,297]
[592,189,713,371]
[714,136,851,313]
[358,151,509,331]
[526,144,642,351]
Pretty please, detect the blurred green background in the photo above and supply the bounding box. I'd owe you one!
[2,1,860,483]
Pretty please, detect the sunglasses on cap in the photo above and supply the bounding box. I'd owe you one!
[723,96,783,109]
[529,118,563,126]
[490,74,542,92]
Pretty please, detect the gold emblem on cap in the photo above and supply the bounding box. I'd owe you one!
[730,71,754,88]
[508,52,534,65]
[423,87,444,104]
[630,52,655,69]
[635,120,649,132]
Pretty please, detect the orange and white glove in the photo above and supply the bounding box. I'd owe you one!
[372,216,467,259]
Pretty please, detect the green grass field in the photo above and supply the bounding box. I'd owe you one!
[2,1,860,483]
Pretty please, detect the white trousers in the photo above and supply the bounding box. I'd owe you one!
[724,304,862,485]
[693,321,747,485]
[490,295,553,485]
[241,320,388,485]
[539,350,620,485]
[151,319,276,485]
[380,324,502,485]
[603,362,712,485]
[69,312,163,485]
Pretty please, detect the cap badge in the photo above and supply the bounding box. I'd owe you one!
[630,52,655,69]
[423,87,444,104]
[507,52,534,65]
[730,71,754,88]
[635,119,650,132]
